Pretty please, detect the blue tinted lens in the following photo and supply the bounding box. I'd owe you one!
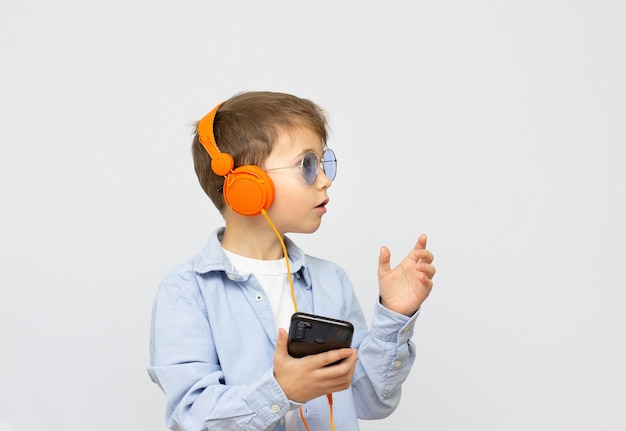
[302,152,318,185]
[322,149,337,181]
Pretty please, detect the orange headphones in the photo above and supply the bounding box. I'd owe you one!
[196,102,275,216]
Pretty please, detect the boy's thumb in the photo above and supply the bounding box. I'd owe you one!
[378,245,391,277]
[276,328,288,351]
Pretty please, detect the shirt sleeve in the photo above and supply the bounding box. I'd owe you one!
[147,277,293,431]
[351,300,419,420]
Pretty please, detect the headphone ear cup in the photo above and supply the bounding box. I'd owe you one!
[223,165,275,216]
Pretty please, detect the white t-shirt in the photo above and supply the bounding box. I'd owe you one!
[222,248,295,332]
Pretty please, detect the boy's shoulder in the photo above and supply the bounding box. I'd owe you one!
[283,236,346,274]
[301,253,342,271]
[158,231,225,288]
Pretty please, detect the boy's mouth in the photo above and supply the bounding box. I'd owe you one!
[316,199,329,208]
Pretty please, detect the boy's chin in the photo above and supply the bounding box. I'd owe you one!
[289,223,322,235]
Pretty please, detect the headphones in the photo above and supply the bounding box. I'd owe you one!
[197,103,275,216]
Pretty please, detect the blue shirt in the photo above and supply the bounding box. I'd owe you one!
[148,228,419,431]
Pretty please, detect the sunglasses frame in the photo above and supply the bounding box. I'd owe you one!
[265,148,337,185]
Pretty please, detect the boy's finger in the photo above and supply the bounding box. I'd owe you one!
[318,348,354,367]
[415,234,428,250]
[414,249,434,264]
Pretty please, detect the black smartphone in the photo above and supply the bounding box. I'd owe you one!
[287,312,354,358]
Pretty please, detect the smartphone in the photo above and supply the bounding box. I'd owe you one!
[287,312,354,358]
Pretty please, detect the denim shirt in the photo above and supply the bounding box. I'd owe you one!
[148,228,419,431]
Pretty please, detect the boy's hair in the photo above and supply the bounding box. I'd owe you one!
[192,91,329,212]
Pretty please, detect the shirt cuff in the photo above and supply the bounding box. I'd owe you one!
[244,369,293,425]
[370,300,419,343]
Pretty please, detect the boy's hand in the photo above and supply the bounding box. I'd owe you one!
[273,329,357,403]
[378,234,436,316]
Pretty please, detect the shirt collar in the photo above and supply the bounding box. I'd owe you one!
[192,228,310,289]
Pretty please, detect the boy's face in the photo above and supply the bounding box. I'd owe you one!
[263,127,332,234]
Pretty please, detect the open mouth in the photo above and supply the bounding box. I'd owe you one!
[316,199,329,208]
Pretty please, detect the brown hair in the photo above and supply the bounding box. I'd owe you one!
[192,91,329,212]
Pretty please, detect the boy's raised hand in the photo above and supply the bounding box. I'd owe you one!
[273,329,357,403]
[378,234,436,317]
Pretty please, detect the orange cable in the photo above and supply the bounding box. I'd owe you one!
[261,209,336,431]
[327,393,335,431]
[261,209,298,313]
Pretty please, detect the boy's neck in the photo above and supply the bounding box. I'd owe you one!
[221,216,285,261]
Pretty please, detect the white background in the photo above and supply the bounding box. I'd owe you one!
[1,1,625,430]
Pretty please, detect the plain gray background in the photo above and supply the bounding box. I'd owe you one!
[1,1,624,430]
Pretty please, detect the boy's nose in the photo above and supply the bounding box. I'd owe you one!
[316,166,332,188]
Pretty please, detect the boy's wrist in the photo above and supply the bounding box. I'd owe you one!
[379,296,420,317]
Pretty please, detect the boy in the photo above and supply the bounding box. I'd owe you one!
[148,91,436,431]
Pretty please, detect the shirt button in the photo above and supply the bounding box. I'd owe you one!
[255,294,263,302]
[271,405,281,412]
[227,274,235,281]
[393,360,402,368]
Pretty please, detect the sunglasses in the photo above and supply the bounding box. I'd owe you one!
[265,149,337,185]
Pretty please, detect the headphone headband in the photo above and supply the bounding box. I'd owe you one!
[196,101,274,216]
[197,102,222,157]
[197,102,234,176]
